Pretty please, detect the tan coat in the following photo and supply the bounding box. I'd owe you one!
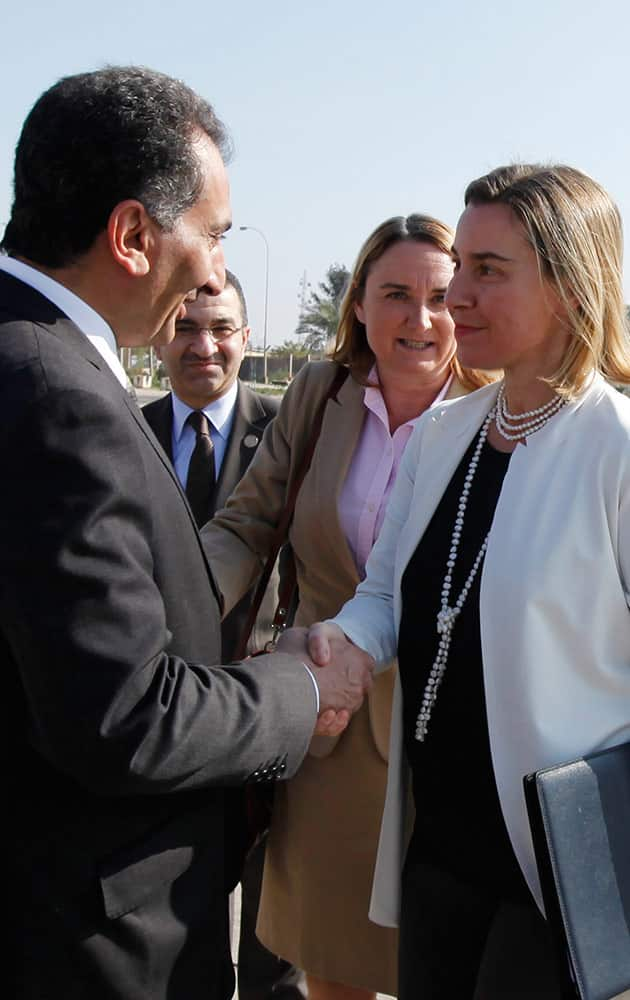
[202,361,464,993]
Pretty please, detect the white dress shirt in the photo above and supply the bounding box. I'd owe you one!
[170,381,238,487]
[0,255,128,388]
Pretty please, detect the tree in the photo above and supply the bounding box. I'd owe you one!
[295,262,350,351]
[269,339,309,356]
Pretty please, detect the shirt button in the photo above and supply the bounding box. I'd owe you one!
[367,503,375,512]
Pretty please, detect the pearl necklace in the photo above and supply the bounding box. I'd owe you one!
[415,407,495,742]
[496,384,566,441]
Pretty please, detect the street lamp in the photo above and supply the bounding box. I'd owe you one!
[239,225,269,384]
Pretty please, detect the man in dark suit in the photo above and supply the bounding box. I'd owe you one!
[143,271,281,659]
[144,272,304,1000]
[0,66,372,1000]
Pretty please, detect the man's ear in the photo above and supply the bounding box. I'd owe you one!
[107,200,154,277]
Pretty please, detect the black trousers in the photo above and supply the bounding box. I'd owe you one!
[237,838,305,1000]
[399,859,565,999]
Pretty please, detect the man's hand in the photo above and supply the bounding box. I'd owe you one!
[276,625,374,737]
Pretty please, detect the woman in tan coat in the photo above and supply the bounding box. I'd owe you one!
[202,214,492,1000]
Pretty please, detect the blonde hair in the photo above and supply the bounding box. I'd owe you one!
[329,214,493,392]
[464,164,630,396]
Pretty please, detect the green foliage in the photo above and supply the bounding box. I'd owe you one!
[295,262,350,351]
[269,339,309,356]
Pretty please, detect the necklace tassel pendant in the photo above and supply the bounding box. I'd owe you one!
[436,607,457,634]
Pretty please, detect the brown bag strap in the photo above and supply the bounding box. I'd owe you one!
[233,364,349,660]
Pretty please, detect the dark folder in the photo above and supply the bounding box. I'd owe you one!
[524,741,630,1000]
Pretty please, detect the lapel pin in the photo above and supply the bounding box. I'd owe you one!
[243,434,259,449]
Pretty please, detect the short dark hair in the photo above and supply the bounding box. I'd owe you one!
[1,65,231,268]
[224,269,248,325]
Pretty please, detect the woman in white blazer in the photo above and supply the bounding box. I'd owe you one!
[204,215,494,1000]
[300,164,630,999]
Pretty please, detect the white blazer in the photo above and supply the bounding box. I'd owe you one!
[334,374,630,926]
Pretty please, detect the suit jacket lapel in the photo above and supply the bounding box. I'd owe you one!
[142,394,175,461]
[3,271,224,608]
[0,270,117,382]
[212,383,269,514]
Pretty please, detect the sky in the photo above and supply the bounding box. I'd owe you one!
[1,0,629,348]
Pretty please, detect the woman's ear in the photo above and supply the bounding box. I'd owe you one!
[107,200,153,277]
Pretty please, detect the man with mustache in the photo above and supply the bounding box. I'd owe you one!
[144,271,282,660]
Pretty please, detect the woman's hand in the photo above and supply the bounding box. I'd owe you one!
[306,621,348,667]
[276,624,374,738]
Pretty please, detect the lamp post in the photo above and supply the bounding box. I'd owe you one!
[239,225,269,384]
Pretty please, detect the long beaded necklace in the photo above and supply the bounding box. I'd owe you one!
[495,383,566,441]
[415,382,567,742]
[415,407,495,742]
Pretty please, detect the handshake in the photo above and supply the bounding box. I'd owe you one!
[276,623,374,738]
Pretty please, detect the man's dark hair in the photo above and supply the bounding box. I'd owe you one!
[1,65,231,268]
[224,269,248,326]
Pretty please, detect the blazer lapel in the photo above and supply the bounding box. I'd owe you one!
[212,383,269,513]
[309,373,366,587]
[394,381,501,593]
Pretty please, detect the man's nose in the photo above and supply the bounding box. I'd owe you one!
[192,329,221,353]
[206,243,226,296]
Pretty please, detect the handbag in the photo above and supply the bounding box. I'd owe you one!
[523,740,630,1000]
[234,363,349,847]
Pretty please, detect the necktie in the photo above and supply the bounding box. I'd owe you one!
[185,410,216,527]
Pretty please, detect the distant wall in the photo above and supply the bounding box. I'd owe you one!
[239,352,323,384]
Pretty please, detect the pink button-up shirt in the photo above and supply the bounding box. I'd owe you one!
[338,369,451,578]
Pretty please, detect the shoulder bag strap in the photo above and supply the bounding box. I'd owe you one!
[233,364,349,660]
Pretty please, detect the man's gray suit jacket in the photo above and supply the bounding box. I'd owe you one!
[0,270,315,1000]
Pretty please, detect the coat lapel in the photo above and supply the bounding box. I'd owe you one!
[212,383,271,514]
[394,382,501,601]
[308,373,366,588]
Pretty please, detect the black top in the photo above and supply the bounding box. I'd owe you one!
[398,430,531,901]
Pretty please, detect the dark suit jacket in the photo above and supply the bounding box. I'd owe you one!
[0,271,315,1000]
[142,384,280,660]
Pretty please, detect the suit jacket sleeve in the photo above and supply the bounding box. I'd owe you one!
[2,361,316,795]
[201,362,336,614]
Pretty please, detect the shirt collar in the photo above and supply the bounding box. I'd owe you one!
[171,379,239,443]
[363,364,453,430]
[0,256,128,388]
